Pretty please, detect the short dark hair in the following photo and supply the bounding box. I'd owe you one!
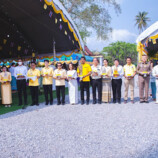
[2,65,6,69]
[103,59,108,63]
[57,62,62,66]
[114,59,119,62]
[11,63,16,66]
[126,57,132,60]
[30,61,36,65]
[44,59,49,63]
[81,56,86,60]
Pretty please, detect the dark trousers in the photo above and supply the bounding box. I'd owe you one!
[16,79,27,105]
[80,81,90,102]
[112,79,122,101]
[43,85,53,103]
[92,78,102,102]
[30,86,39,105]
[56,86,65,104]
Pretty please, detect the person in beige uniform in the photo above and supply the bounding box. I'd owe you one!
[54,63,67,105]
[124,57,136,104]
[137,55,151,103]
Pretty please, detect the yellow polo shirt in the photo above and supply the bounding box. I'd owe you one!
[27,68,40,86]
[123,64,136,76]
[41,67,53,85]
[77,63,92,82]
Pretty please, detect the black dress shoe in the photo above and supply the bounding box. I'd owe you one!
[36,104,39,106]
[113,100,116,104]
[81,101,84,105]
[45,102,49,105]
[140,101,144,103]
[144,101,149,103]
[93,100,96,104]
[31,103,35,106]
[24,102,28,106]
[62,103,65,105]
[50,102,53,105]
[57,102,61,105]
[22,105,27,109]
[86,101,89,105]
[18,104,22,106]
[98,101,102,104]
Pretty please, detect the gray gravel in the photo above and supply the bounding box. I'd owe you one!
[0,77,158,158]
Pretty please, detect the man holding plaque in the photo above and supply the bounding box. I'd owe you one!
[41,59,54,105]
[123,57,136,104]
[112,59,124,104]
[137,54,151,103]
[77,56,92,105]
[91,58,102,104]
[14,58,28,109]
[27,62,41,106]
[54,63,67,105]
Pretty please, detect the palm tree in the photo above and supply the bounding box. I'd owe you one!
[135,11,150,33]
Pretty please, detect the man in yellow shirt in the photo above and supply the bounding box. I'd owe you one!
[77,56,92,105]
[54,62,67,105]
[123,57,136,104]
[41,59,54,105]
[27,61,40,106]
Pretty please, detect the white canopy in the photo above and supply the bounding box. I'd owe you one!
[136,21,158,44]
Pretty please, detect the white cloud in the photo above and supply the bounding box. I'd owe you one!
[86,29,137,51]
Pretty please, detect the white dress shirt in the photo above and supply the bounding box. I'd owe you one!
[91,65,102,79]
[14,65,28,80]
[111,65,124,79]
[152,65,158,79]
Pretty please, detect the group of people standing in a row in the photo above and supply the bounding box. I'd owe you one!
[0,54,157,109]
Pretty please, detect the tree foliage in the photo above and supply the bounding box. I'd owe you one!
[60,0,121,42]
[135,11,150,34]
[101,41,138,66]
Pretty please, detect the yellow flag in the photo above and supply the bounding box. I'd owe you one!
[3,39,7,44]
[44,4,47,9]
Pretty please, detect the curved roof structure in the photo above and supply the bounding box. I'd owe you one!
[0,0,84,59]
[136,21,158,43]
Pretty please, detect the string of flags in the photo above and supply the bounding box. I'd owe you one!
[40,0,75,45]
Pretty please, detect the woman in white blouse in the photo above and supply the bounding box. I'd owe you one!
[67,63,78,105]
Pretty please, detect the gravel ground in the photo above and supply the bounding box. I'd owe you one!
[1,77,158,158]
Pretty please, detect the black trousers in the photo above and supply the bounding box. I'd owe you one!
[16,79,27,105]
[80,81,90,102]
[112,79,122,101]
[30,86,39,105]
[43,85,53,103]
[92,78,102,102]
[56,86,65,104]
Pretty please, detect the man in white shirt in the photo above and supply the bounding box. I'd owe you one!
[91,58,102,104]
[14,58,28,109]
[112,59,124,104]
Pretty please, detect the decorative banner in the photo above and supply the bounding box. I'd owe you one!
[17,46,21,51]
[55,18,58,24]
[49,11,53,18]
[44,4,47,9]
[32,52,35,57]
[59,24,62,30]
[3,39,7,44]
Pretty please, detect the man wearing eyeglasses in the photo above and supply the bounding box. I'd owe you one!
[53,63,67,105]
